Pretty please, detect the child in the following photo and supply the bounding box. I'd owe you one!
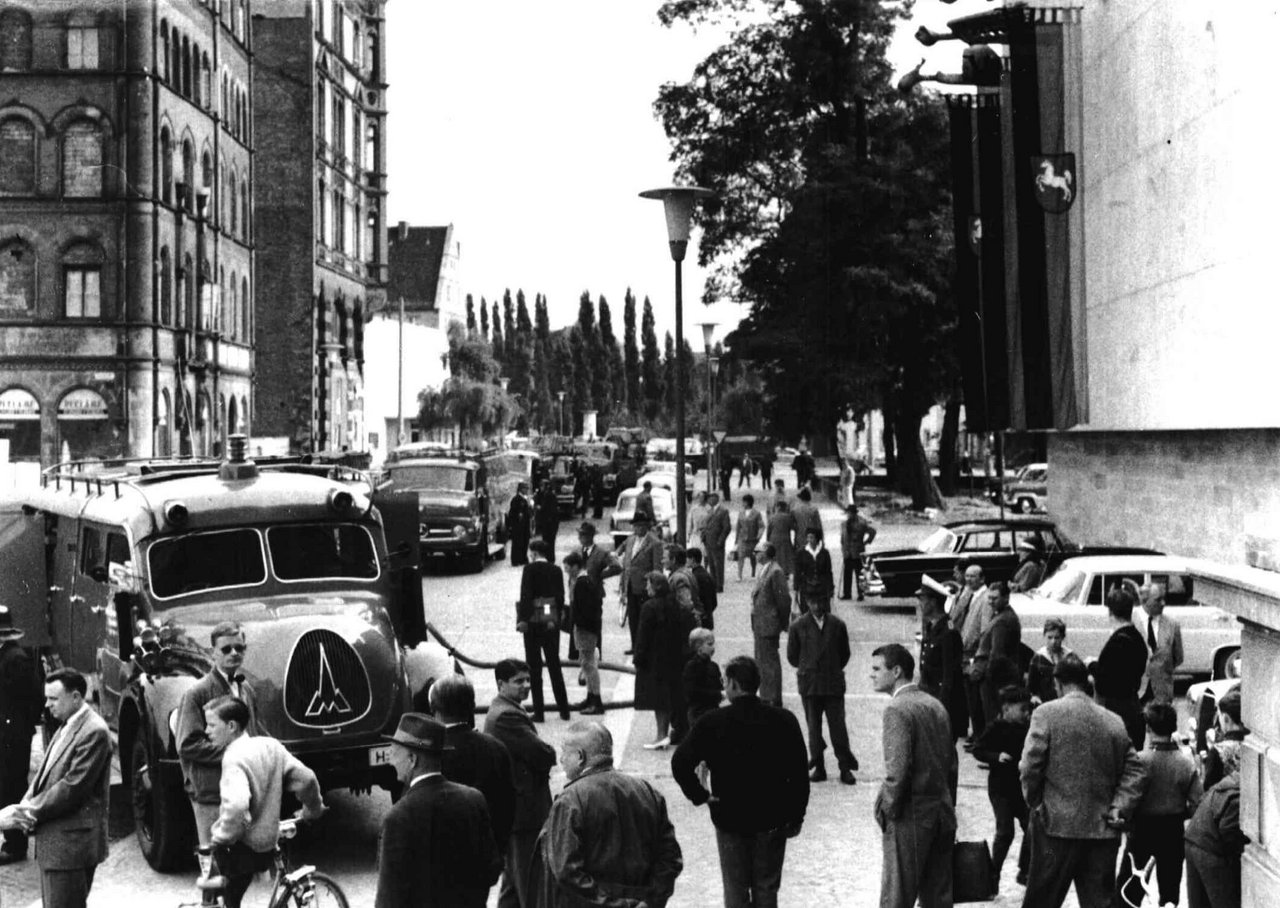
[682,627,723,731]
[1185,745,1246,908]
[1120,702,1202,907]
[972,685,1032,890]
[1201,685,1245,792]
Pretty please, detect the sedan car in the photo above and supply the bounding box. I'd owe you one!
[610,487,678,549]
[1011,555,1240,679]
[1003,463,1048,513]
[863,517,1145,598]
[637,470,695,503]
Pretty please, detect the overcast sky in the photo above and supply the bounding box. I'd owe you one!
[384,0,985,346]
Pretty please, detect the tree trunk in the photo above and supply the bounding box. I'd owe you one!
[937,395,961,496]
[881,399,898,485]
[893,406,942,510]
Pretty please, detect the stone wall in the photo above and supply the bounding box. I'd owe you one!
[1049,429,1280,565]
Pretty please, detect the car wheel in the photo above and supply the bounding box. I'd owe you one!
[130,736,194,871]
[1017,497,1036,514]
[1215,647,1242,680]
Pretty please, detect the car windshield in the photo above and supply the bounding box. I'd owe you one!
[918,527,958,554]
[149,529,266,598]
[266,524,378,581]
[1035,565,1087,602]
[389,464,473,491]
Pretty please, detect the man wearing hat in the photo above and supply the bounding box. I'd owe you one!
[1010,537,1047,592]
[916,576,967,749]
[0,605,42,864]
[376,712,503,908]
[619,512,664,653]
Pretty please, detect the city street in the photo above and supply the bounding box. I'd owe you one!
[5,471,1144,908]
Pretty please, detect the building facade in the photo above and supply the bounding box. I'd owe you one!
[251,0,387,453]
[386,222,463,328]
[0,0,254,466]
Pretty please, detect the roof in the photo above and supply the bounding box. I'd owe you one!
[1051,555,1192,573]
[943,517,1056,530]
[386,225,452,309]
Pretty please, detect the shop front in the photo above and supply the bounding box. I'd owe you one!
[0,387,41,461]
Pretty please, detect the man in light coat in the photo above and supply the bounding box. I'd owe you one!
[1019,654,1147,908]
[1135,583,1184,705]
[702,493,732,593]
[0,668,111,908]
[751,544,792,708]
[871,644,956,908]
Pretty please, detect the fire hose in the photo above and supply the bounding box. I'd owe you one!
[423,622,636,712]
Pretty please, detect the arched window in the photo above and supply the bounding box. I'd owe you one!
[66,12,99,70]
[0,10,33,71]
[218,159,226,226]
[159,126,173,204]
[0,117,36,194]
[159,20,170,83]
[0,240,35,313]
[229,168,238,234]
[159,246,171,324]
[63,242,104,319]
[201,53,212,110]
[200,150,212,195]
[221,70,228,121]
[190,43,201,105]
[316,78,325,140]
[240,175,248,240]
[182,253,193,328]
[366,31,378,80]
[181,35,190,98]
[171,30,181,92]
[156,389,172,457]
[62,119,102,197]
[181,138,194,210]
[227,271,236,338]
[241,275,249,343]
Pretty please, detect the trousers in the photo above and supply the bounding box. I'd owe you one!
[1120,813,1186,907]
[1021,813,1119,908]
[498,829,539,908]
[881,805,955,908]
[753,634,783,707]
[800,694,857,771]
[716,827,788,908]
[40,865,97,908]
[1185,842,1241,908]
[522,627,569,719]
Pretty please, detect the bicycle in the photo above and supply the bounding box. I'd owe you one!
[182,818,349,908]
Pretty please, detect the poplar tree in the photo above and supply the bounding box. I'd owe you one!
[640,296,663,422]
[598,295,625,416]
[623,288,640,416]
[465,294,476,336]
[479,295,489,342]
[490,300,503,364]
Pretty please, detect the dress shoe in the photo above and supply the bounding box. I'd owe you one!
[559,710,572,721]
[642,736,671,751]
[809,767,827,782]
[839,768,857,785]
[624,648,634,656]
[1015,870,1028,886]
[0,850,27,865]
[531,713,546,724]
[581,699,606,716]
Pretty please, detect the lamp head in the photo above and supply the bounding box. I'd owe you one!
[639,185,715,262]
[700,322,717,349]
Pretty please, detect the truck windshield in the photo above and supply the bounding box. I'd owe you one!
[149,529,267,598]
[267,524,378,580]
[389,464,473,491]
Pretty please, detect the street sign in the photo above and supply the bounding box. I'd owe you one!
[712,430,727,443]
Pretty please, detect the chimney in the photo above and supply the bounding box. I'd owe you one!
[398,221,408,241]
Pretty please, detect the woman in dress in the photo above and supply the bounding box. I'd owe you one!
[634,571,693,749]
[766,499,798,579]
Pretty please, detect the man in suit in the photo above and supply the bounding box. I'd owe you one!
[484,658,557,908]
[688,547,718,630]
[175,620,259,851]
[619,513,664,652]
[871,643,957,908]
[507,481,534,566]
[787,591,857,784]
[376,712,503,908]
[0,606,42,864]
[1136,583,1184,705]
[969,581,1022,730]
[789,487,823,543]
[793,527,834,615]
[1019,654,1147,908]
[916,577,967,745]
[430,674,516,850]
[702,492,732,593]
[0,668,111,908]
[672,656,808,908]
[751,544,792,708]
[533,721,683,907]
[953,562,991,744]
[575,521,621,593]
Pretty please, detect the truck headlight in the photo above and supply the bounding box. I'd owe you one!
[452,525,466,538]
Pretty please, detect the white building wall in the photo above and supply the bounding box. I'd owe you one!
[361,313,450,465]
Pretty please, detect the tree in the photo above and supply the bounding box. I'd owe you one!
[598,295,625,421]
[479,295,489,342]
[535,293,550,341]
[640,296,664,422]
[502,290,516,364]
[656,0,955,508]
[490,300,503,365]
[623,288,640,413]
[662,331,678,415]
[532,337,554,433]
[465,294,477,336]
[418,322,518,446]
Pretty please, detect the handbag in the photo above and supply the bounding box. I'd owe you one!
[529,596,560,631]
[951,840,994,903]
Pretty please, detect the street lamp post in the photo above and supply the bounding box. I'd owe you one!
[709,355,720,494]
[557,390,566,437]
[699,322,717,494]
[640,184,714,546]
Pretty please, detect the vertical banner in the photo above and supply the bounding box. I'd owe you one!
[948,95,986,431]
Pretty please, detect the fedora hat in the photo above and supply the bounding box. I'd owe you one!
[383,712,452,752]
[0,605,24,641]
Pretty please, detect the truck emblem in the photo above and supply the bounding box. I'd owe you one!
[305,643,353,716]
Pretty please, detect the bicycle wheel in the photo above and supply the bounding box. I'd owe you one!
[301,872,350,908]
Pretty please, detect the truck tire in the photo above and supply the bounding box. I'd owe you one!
[466,532,487,573]
[130,736,194,872]
[1017,497,1036,513]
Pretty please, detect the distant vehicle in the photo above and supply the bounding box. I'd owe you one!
[545,452,582,515]
[1186,668,1242,754]
[775,446,800,467]
[1010,555,1240,679]
[383,449,507,572]
[609,486,677,550]
[639,467,695,502]
[862,517,1161,598]
[1003,462,1048,513]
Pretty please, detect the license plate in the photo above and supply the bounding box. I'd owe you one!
[368,745,393,767]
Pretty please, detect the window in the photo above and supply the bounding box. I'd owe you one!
[229,169,237,234]
[316,78,326,141]
[201,53,212,108]
[182,253,193,328]
[331,93,344,158]
[159,127,172,204]
[221,70,228,121]
[332,189,344,252]
[148,528,266,598]
[159,246,171,324]
[0,240,35,313]
[171,31,181,93]
[351,109,361,169]
[0,10,33,71]
[225,269,234,336]
[65,268,101,318]
[62,120,102,197]
[318,178,328,245]
[267,524,377,581]
[66,14,100,70]
[241,276,249,341]
[201,150,212,193]
[331,4,342,51]
[181,139,194,209]
[219,160,226,225]
[0,117,36,194]
[240,176,248,240]
[159,21,170,82]
[181,35,191,97]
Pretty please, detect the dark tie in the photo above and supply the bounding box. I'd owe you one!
[1147,619,1157,652]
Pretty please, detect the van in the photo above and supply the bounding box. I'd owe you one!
[0,439,452,871]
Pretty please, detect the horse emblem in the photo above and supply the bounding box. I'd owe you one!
[1032,153,1076,213]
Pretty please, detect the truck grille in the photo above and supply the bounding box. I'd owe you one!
[284,629,372,728]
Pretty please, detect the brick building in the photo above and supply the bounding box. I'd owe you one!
[0,0,254,466]
[251,0,387,453]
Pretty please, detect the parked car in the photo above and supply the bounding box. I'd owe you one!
[609,486,677,549]
[862,517,1160,598]
[1185,667,1243,755]
[1003,462,1048,513]
[1011,555,1240,680]
[639,468,695,502]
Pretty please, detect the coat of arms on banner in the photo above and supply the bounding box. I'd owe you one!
[1032,153,1075,213]
[967,215,982,255]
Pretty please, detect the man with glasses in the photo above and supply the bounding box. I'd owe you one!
[176,621,259,864]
